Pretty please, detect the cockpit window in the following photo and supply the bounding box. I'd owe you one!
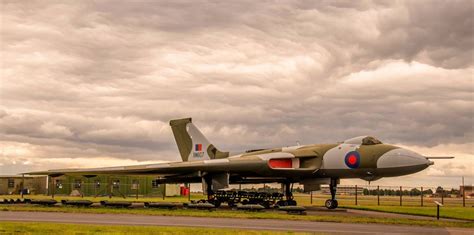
[343,136,383,145]
[362,136,382,145]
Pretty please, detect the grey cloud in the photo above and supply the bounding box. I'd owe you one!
[368,1,474,69]
[1,0,472,181]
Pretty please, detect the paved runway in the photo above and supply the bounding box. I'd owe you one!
[0,211,472,234]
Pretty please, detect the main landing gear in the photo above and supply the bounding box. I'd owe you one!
[276,182,297,207]
[201,176,221,207]
[325,178,339,209]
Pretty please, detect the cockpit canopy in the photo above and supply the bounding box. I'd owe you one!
[344,136,383,145]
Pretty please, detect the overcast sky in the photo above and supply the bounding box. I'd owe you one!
[1,0,472,188]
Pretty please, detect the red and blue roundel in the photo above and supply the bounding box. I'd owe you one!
[345,151,360,169]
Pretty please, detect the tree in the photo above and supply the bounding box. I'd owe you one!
[423,189,433,195]
[436,186,444,194]
[410,188,421,196]
[363,188,369,195]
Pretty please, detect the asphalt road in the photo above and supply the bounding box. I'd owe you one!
[0,211,472,234]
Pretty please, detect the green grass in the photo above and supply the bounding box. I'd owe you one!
[1,194,207,203]
[2,193,473,228]
[1,204,473,228]
[0,222,310,234]
[5,193,473,207]
[342,205,474,221]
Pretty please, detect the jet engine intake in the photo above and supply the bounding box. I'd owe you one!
[268,158,300,169]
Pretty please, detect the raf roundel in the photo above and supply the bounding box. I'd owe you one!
[344,151,360,169]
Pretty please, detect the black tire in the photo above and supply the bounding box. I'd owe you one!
[213,200,221,208]
[287,200,297,206]
[261,201,271,209]
[276,200,288,207]
[325,199,338,209]
[325,199,333,209]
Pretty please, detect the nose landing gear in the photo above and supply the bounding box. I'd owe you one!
[325,198,338,209]
[325,178,339,209]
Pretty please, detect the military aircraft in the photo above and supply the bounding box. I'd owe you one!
[28,117,451,209]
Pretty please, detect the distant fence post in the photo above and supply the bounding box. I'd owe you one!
[399,186,402,206]
[310,191,313,204]
[377,185,380,206]
[463,188,466,207]
[21,174,25,199]
[441,190,444,205]
[462,176,466,207]
[355,185,358,205]
[421,187,423,207]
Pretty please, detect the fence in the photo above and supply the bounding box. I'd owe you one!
[2,178,472,208]
[307,185,472,207]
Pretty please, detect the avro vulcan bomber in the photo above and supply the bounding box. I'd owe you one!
[29,118,451,209]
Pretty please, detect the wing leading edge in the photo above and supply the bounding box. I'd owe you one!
[26,155,274,177]
[26,152,318,179]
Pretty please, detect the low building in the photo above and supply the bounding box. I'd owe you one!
[0,175,181,197]
[320,185,364,195]
[48,175,181,197]
[0,175,47,195]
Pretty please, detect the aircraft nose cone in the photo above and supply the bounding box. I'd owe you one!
[377,148,430,169]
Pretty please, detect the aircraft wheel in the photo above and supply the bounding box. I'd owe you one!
[287,199,297,206]
[325,199,338,209]
[261,201,271,209]
[276,200,288,207]
[212,200,221,208]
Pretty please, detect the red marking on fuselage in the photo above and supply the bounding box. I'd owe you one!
[268,159,293,168]
[348,155,357,165]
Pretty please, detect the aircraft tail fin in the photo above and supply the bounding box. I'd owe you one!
[169,118,229,162]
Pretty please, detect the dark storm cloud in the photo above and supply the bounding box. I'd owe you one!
[1,0,472,179]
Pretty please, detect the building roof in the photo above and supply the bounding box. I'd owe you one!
[0,175,46,178]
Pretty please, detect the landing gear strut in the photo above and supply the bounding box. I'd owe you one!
[276,182,297,207]
[325,178,339,209]
[202,176,220,207]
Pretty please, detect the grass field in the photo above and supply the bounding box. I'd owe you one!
[0,222,310,235]
[342,205,474,221]
[1,193,473,228]
[3,193,473,207]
